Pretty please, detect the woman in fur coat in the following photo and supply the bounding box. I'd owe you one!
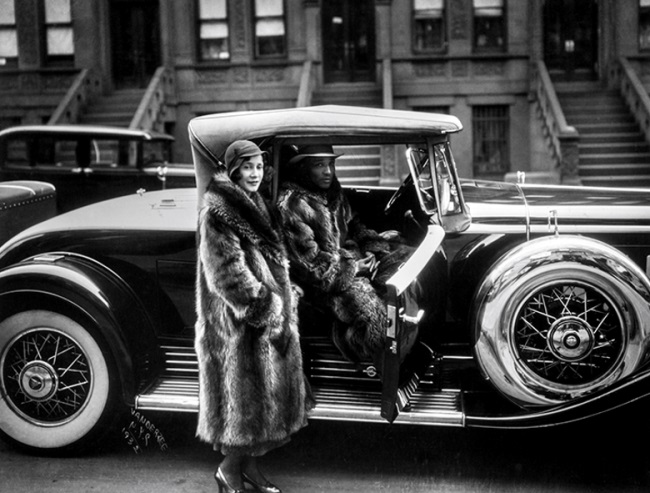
[195,140,312,493]
[277,144,402,367]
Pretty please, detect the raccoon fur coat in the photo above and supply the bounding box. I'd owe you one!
[276,180,388,363]
[195,174,312,456]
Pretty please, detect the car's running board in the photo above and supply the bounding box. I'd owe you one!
[135,341,464,426]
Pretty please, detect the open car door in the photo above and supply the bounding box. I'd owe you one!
[380,138,470,422]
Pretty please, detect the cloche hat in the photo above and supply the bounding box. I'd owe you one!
[224,140,265,177]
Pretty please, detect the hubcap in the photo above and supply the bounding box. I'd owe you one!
[548,317,595,362]
[20,361,59,401]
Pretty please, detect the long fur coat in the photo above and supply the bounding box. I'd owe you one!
[276,180,388,363]
[195,174,312,456]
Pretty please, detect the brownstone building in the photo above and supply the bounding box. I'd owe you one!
[2,0,650,186]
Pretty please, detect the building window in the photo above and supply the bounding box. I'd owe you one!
[640,0,650,50]
[413,0,446,53]
[473,0,505,52]
[44,0,74,65]
[472,105,509,178]
[0,0,18,67]
[198,0,229,61]
[254,0,286,58]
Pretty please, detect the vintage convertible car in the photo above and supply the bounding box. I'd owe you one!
[2,105,650,454]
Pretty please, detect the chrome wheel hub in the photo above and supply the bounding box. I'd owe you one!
[548,317,595,362]
[20,361,59,401]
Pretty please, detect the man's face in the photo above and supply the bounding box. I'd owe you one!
[306,157,335,190]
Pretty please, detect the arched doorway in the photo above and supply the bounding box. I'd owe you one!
[322,0,376,83]
[543,0,598,81]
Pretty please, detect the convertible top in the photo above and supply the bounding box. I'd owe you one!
[188,105,463,200]
[188,105,462,164]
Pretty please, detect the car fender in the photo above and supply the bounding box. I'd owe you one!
[0,252,161,407]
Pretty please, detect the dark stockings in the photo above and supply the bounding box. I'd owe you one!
[220,454,268,488]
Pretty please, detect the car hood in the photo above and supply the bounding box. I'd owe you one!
[462,180,650,235]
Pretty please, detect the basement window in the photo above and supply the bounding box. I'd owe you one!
[472,105,510,179]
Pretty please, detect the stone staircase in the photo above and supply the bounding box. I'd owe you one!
[312,84,383,186]
[78,88,145,128]
[557,82,650,188]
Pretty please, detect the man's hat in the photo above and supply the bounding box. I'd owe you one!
[224,140,265,177]
[287,144,342,166]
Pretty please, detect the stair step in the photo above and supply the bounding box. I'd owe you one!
[579,153,650,165]
[579,163,650,176]
[580,176,650,188]
[580,132,645,143]
[569,114,635,125]
[579,142,650,153]
[575,123,641,134]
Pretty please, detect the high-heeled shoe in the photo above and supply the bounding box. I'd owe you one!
[242,471,282,493]
[214,468,245,493]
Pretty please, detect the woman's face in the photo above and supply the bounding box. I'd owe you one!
[235,155,264,193]
[307,157,335,190]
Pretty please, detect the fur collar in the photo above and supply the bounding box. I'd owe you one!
[279,180,344,212]
[204,174,285,260]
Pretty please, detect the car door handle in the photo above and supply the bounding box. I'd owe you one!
[400,308,424,325]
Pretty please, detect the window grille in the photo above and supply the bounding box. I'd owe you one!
[472,105,509,177]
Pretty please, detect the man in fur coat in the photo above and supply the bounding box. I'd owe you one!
[277,144,396,367]
[195,140,312,491]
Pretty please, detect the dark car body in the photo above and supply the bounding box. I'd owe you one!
[2,105,650,454]
[0,125,195,212]
[0,180,56,246]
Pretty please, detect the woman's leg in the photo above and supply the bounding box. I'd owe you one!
[218,453,245,489]
[242,455,266,483]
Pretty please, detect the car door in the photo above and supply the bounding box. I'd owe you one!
[380,138,471,422]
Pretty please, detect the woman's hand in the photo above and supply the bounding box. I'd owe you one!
[356,253,378,278]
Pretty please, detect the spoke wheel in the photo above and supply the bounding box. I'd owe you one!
[0,310,114,453]
[513,282,625,387]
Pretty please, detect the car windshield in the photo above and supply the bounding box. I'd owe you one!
[407,142,462,217]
